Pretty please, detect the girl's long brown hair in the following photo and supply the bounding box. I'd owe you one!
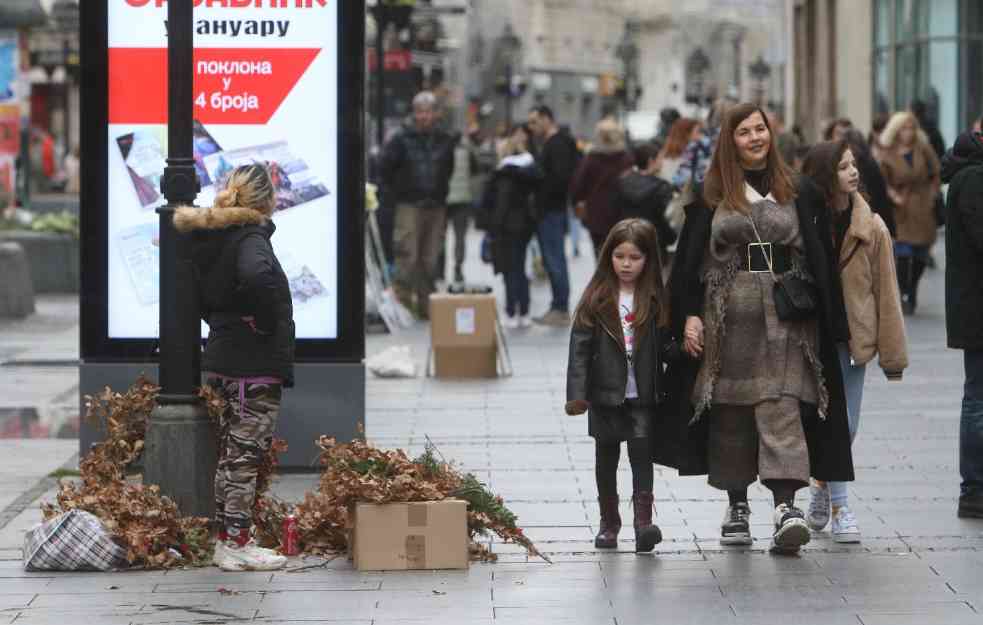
[574,218,668,330]
[663,118,701,158]
[801,140,855,210]
[703,102,797,214]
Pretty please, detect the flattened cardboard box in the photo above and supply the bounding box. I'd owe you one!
[351,499,469,571]
[429,293,497,378]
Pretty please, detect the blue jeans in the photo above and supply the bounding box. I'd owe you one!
[829,343,866,507]
[536,209,570,312]
[503,234,532,317]
[961,351,983,498]
[568,205,583,252]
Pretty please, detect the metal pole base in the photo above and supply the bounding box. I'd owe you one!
[143,402,217,518]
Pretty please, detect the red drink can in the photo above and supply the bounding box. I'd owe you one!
[282,514,299,556]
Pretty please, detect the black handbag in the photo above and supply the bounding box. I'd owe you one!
[747,215,818,322]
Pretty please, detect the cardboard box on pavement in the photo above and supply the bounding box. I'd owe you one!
[429,293,497,378]
[350,499,469,571]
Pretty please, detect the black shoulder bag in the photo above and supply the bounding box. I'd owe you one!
[747,214,818,322]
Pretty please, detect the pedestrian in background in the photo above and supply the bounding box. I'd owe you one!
[613,143,676,265]
[802,140,908,543]
[443,133,473,284]
[878,111,941,315]
[173,164,295,572]
[570,118,634,257]
[660,118,704,188]
[380,91,457,320]
[941,117,983,519]
[528,105,579,326]
[481,125,542,329]
[566,218,668,553]
[665,103,853,555]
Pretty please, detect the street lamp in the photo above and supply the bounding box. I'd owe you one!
[143,0,215,518]
[494,23,523,129]
[685,47,711,106]
[749,55,771,106]
[615,20,640,114]
[368,0,415,150]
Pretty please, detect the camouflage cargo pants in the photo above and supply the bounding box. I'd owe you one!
[208,376,282,530]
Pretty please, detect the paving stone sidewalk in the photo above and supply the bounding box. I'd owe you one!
[0,234,981,624]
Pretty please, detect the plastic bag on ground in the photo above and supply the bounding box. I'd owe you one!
[366,345,417,378]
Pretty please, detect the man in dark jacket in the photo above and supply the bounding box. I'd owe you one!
[942,120,983,519]
[380,91,456,319]
[527,105,579,326]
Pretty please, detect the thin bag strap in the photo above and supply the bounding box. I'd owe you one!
[746,213,777,279]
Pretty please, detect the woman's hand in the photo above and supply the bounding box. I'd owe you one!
[683,316,704,358]
[565,399,590,415]
[886,186,906,207]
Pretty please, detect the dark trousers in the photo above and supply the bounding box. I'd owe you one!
[962,351,983,498]
[535,209,570,312]
[895,244,928,307]
[595,438,654,497]
[503,234,531,317]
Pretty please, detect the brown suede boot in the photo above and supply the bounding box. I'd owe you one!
[595,495,621,549]
[633,491,663,553]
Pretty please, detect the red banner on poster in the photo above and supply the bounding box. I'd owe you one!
[108,47,320,125]
[0,105,19,155]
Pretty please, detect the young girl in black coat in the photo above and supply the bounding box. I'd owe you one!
[566,218,668,552]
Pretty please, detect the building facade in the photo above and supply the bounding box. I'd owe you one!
[466,0,789,140]
[791,0,983,145]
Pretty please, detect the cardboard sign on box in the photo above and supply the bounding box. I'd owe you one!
[429,293,497,378]
[350,500,469,571]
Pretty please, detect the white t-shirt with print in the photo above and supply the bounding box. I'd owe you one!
[619,291,638,400]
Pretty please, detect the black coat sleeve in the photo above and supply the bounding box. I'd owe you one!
[958,173,983,254]
[566,323,593,403]
[378,133,405,189]
[650,179,678,248]
[860,154,896,237]
[667,195,711,333]
[236,233,279,333]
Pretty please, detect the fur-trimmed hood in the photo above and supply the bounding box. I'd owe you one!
[173,205,270,233]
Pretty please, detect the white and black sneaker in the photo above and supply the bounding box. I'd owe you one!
[720,502,753,546]
[770,503,811,554]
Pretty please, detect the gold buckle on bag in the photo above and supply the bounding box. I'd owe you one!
[747,242,773,273]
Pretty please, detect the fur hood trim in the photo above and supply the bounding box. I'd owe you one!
[173,205,269,233]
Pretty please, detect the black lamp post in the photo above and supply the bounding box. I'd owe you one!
[615,20,640,114]
[369,0,415,150]
[494,23,523,129]
[143,0,215,518]
[749,55,772,106]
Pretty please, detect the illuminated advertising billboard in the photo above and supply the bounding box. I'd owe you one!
[81,0,364,362]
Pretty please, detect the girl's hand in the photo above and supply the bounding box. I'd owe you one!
[565,399,590,415]
[684,316,704,358]
[887,186,906,207]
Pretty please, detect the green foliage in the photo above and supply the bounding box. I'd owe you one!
[30,211,79,238]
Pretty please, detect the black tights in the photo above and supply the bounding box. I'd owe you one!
[728,479,801,508]
[595,438,654,497]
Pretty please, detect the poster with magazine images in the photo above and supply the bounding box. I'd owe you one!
[115,222,160,306]
[116,130,165,208]
[192,120,223,187]
[278,250,327,305]
[203,141,330,213]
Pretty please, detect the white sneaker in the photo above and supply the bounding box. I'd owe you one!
[831,506,861,543]
[503,315,520,329]
[807,480,831,531]
[215,539,287,571]
[212,535,281,567]
[770,503,811,554]
[518,314,532,328]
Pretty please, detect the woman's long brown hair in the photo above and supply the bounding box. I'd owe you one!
[703,102,797,214]
[663,118,701,159]
[574,218,668,330]
[801,140,855,211]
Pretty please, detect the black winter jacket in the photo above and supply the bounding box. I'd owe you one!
[567,300,666,410]
[614,170,677,255]
[536,131,581,214]
[174,205,296,386]
[942,131,983,350]
[380,125,457,204]
[657,176,854,480]
[479,160,543,275]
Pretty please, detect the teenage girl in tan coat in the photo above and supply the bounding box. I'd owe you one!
[802,140,908,543]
